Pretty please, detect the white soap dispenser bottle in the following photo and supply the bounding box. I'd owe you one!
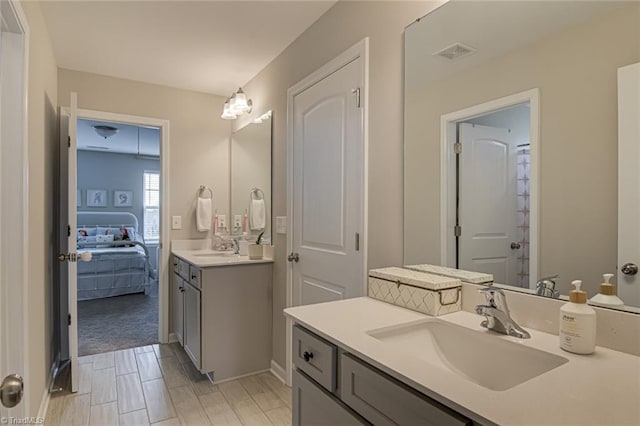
[590,273,625,307]
[559,280,596,354]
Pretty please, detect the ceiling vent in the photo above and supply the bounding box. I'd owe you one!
[433,42,477,61]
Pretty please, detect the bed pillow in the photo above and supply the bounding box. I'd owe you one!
[96,233,114,248]
[105,227,124,240]
[77,228,97,241]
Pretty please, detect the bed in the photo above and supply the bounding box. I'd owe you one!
[76,211,152,301]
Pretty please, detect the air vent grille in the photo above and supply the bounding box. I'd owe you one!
[433,42,477,61]
[86,145,109,150]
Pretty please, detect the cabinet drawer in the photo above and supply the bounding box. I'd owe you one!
[177,259,189,280]
[293,369,366,426]
[293,325,337,393]
[172,256,180,274]
[341,353,471,426]
[189,265,201,288]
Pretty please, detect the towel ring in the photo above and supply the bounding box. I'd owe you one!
[250,187,264,201]
[198,185,213,199]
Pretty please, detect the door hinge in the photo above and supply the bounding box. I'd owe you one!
[454,225,462,237]
[67,314,71,326]
[67,225,71,237]
[352,88,361,108]
[355,232,360,251]
[67,136,71,148]
[454,142,462,155]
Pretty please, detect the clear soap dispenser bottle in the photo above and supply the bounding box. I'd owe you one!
[559,280,596,354]
[590,273,625,307]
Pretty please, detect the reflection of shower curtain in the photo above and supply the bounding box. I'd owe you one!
[516,146,531,288]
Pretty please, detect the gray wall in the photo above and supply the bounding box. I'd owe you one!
[22,1,59,415]
[77,150,159,235]
[235,1,440,371]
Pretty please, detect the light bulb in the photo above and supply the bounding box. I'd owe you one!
[221,99,237,120]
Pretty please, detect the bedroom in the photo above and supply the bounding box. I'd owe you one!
[75,119,161,356]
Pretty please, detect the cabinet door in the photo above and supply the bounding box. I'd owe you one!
[293,369,365,426]
[172,273,184,345]
[183,282,201,369]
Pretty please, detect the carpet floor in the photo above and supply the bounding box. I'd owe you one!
[78,281,158,356]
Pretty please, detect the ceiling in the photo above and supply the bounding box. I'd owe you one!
[40,1,335,96]
[405,1,627,89]
[78,119,160,157]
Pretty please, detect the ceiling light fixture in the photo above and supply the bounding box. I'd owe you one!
[221,87,253,120]
[92,125,119,139]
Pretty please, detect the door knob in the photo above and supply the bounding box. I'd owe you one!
[510,242,521,250]
[621,263,638,276]
[0,374,23,408]
[287,252,300,263]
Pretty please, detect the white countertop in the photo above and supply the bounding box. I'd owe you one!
[172,248,274,268]
[284,297,640,426]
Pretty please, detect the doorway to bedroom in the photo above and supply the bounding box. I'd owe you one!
[76,118,161,356]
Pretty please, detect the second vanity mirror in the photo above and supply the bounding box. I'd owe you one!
[230,111,272,239]
[403,1,640,311]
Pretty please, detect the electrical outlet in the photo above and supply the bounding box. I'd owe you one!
[276,216,287,234]
[234,215,242,229]
[218,214,226,229]
[172,216,182,230]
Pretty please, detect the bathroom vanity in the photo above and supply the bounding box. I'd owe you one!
[285,297,640,425]
[171,245,273,381]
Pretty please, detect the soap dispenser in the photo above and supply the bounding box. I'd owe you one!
[590,273,624,307]
[559,280,596,354]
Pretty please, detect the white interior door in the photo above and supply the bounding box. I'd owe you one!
[291,57,364,306]
[60,93,79,392]
[459,123,519,284]
[617,62,640,307]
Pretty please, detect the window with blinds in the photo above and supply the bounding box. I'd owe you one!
[143,171,160,241]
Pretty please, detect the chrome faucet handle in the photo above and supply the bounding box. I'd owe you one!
[478,287,509,313]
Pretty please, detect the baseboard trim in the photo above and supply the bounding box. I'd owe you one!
[213,369,270,385]
[37,387,50,420]
[270,360,286,384]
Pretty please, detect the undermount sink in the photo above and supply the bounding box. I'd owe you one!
[367,319,568,391]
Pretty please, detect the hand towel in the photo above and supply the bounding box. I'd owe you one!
[196,197,212,232]
[250,199,266,230]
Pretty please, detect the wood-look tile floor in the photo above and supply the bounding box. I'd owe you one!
[45,343,292,426]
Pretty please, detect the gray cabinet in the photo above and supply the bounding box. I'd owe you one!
[171,272,184,345]
[171,255,273,380]
[292,325,472,426]
[183,280,201,368]
[293,369,365,426]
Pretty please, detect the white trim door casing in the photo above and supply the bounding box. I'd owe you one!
[285,38,369,386]
[59,104,171,392]
[0,0,29,416]
[440,88,540,288]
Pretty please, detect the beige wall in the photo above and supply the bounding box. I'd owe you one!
[236,1,440,369]
[404,5,640,296]
[22,1,59,416]
[58,69,232,239]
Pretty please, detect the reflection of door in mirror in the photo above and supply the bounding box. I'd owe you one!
[458,121,522,287]
[441,93,537,289]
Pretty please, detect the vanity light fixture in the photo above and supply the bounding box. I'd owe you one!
[92,125,119,139]
[221,98,237,120]
[221,87,253,120]
[252,110,272,124]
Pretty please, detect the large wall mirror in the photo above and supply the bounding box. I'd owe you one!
[230,111,272,239]
[403,1,640,312]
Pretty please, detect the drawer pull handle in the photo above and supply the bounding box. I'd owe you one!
[303,351,314,362]
[179,286,184,293]
[191,274,197,280]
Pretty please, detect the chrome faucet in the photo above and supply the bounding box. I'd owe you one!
[475,287,530,339]
[536,274,560,298]
[230,238,240,255]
